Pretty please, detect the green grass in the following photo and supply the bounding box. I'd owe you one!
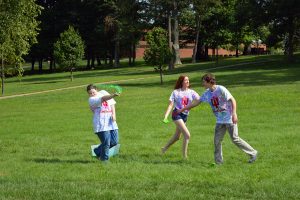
[0,54,300,199]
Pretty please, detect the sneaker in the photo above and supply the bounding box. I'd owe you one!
[249,152,258,163]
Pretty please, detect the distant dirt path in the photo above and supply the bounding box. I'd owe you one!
[0,76,159,100]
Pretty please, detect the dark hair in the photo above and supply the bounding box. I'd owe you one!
[86,84,97,92]
[202,73,216,84]
[174,75,190,89]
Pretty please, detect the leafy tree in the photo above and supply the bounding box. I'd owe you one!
[188,0,220,62]
[239,0,299,61]
[141,0,190,68]
[264,0,300,61]
[144,27,172,84]
[0,0,41,95]
[53,26,85,81]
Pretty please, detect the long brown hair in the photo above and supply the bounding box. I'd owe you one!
[174,75,189,89]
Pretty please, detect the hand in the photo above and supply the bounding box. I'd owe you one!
[113,92,120,97]
[177,108,183,114]
[172,110,179,117]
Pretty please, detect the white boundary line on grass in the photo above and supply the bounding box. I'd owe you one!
[0,59,273,100]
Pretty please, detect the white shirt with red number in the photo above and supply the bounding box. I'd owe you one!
[200,85,233,123]
[89,90,118,132]
[169,89,199,115]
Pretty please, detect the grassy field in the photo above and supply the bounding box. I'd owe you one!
[0,55,299,199]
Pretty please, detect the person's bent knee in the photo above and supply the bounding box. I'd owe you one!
[183,133,190,140]
[232,137,240,144]
[175,135,181,141]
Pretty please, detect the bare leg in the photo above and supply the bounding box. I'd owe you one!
[174,119,191,159]
[162,126,181,154]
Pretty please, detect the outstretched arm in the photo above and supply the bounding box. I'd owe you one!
[111,104,116,121]
[164,101,174,120]
[178,99,201,113]
[102,93,119,102]
[229,97,238,124]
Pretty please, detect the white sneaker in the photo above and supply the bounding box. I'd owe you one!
[249,152,258,163]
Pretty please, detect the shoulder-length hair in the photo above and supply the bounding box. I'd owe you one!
[174,75,190,89]
[86,84,97,92]
[202,73,216,84]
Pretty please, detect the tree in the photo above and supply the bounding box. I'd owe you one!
[0,0,41,95]
[141,0,190,68]
[144,27,172,84]
[264,0,300,61]
[184,0,219,62]
[240,0,299,61]
[53,26,85,81]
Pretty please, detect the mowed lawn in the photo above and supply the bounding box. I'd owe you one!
[0,55,299,199]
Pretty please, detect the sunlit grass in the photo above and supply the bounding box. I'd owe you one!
[0,54,299,199]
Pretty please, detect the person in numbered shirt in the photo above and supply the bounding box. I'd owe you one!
[162,75,199,159]
[178,73,258,164]
[87,84,119,161]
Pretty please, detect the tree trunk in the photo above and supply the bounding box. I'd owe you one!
[31,59,35,72]
[172,0,182,65]
[132,43,136,65]
[97,57,101,66]
[216,47,219,65]
[49,59,54,72]
[53,60,56,71]
[1,51,4,96]
[168,14,174,70]
[129,44,132,65]
[109,53,113,66]
[235,45,239,57]
[70,70,73,82]
[87,58,91,69]
[192,15,200,63]
[159,65,163,85]
[205,45,209,59]
[243,44,249,55]
[114,32,120,68]
[38,59,43,73]
[196,41,205,61]
[287,16,295,62]
[91,56,95,69]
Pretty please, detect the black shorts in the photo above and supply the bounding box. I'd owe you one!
[172,109,188,123]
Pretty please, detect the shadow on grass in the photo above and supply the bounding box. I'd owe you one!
[8,54,300,89]
[121,59,300,89]
[30,158,93,164]
[25,80,67,85]
[116,153,214,168]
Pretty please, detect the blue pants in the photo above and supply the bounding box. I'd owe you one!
[94,129,119,161]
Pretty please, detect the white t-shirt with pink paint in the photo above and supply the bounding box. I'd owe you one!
[169,89,200,115]
[200,85,233,124]
[88,90,118,133]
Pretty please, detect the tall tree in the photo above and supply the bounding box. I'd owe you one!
[264,0,300,61]
[188,0,219,62]
[241,0,299,61]
[0,0,41,95]
[141,0,189,68]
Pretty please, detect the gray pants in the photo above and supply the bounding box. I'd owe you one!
[214,123,257,164]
